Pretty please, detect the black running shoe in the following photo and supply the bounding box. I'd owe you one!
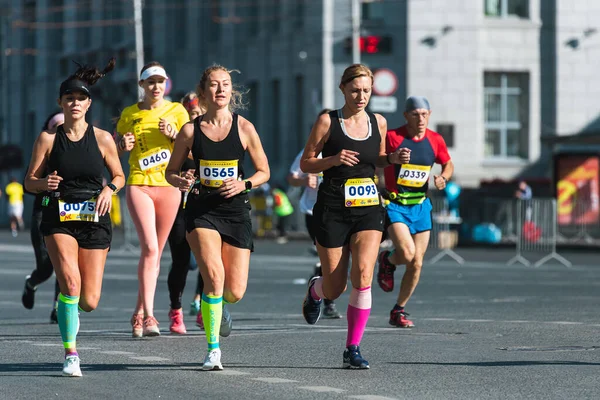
[302,277,322,325]
[50,308,58,324]
[22,276,36,310]
[220,305,232,337]
[343,345,369,369]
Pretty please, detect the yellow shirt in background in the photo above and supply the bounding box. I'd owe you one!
[5,182,24,205]
[117,101,189,186]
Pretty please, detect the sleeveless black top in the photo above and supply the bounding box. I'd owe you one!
[187,113,250,217]
[43,124,109,224]
[316,110,381,208]
[322,110,380,180]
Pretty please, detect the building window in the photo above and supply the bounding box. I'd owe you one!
[294,1,304,29]
[295,75,305,151]
[436,124,454,148]
[362,1,385,21]
[484,72,529,159]
[49,0,64,51]
[77,1,91,49]
[485,0,528,18]
[249,4,260,36]
[271,80,280,165]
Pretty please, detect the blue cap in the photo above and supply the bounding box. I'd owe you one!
[405,96,430,112]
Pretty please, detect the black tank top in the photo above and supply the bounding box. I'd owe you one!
[317,110,381,208]
[47,125,105,194]
[322,110,380,181]
[43,124,109,224]
[188,113,250,216]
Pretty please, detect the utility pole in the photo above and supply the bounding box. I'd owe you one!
[351,0,361,65]
[322,0,334,109]
[133,0,144,100]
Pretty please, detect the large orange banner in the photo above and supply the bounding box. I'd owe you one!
[556,156,600,225]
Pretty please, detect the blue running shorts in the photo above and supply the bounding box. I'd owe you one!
[386,197,432,235]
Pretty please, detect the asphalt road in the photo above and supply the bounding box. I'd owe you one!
[0,230,599,400]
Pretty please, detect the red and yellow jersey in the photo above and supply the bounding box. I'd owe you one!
[117,101,189,186]
[384,125,451,196]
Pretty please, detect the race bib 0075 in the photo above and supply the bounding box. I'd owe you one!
[58,198,99,222]
[199,159,238,188]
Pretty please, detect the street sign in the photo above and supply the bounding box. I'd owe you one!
[373,68,398,97]
[369,96,398,113]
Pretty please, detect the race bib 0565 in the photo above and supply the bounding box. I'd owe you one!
[199,159,238,188]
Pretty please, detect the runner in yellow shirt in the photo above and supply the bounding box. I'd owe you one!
[5,177,24,237]
[116,61,189,337]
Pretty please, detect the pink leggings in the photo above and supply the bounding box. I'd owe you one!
[127,185,181,317]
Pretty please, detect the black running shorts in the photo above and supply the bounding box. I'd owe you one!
[312,202,385,248]
[41,220,112,250]
[185,212,254,251]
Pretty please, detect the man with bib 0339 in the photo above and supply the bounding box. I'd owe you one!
[377,96,454,329]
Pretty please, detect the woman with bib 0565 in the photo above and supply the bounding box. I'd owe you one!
[166,65,269,370]
[116,62,189,337]
[24,59,125,377]
[299,64,410,369]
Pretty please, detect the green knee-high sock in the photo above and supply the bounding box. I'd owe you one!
[58,293,79,350]
[202,294,223,350]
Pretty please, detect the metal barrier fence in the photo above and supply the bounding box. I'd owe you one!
[428,197,465,265]
[507,198,571,268]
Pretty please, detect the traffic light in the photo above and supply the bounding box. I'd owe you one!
[345,35,392,54]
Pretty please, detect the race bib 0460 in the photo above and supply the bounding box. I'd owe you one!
[138,148,171,173]
[344,178,380,207]
[58,198,99,222]
[397,164,431,187]
[199,159,238,188]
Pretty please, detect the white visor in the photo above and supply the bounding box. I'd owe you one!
[140,66,168,81]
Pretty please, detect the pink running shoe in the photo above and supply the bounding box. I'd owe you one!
[169,309,187,334]
[196,311,204,330]
[143,316,161,337]
[131,314,143,338]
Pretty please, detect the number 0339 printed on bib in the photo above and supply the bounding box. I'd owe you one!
[397,164,431,187]
[199,159,238,188]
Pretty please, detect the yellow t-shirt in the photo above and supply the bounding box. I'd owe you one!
[117,101,189,186]
[5,182,24,205]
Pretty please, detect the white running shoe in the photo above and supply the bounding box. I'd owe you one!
[62,355,82,377]
[202,348,223,371]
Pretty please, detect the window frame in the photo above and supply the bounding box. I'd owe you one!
[483,72,529,160]
[484,0,529,19]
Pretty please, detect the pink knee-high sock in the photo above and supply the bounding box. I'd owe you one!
[310,277,325,300]
[346,286,372,347]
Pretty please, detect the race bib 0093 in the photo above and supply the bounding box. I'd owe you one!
[344,178,380,207]
[58,198,99,222]
[397,164,431,187]
[199,159,238,188]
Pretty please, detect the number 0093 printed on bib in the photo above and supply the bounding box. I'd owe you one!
[344,178,380,207]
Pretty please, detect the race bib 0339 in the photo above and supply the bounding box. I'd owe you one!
[58,198,99,222]
[344,178,380,207]
[397,164,431,187]
[199,159,238,188]
[138,148,171,173]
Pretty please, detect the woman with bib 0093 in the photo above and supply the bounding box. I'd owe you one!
[117,62,189,337]
[299,64,410,369]
[166,65,269,370]
[24,58,125,377]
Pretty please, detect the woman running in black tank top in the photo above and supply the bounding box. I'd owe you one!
[24,59,124,378]
[166,65,269,371]
[299,64,410,369]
